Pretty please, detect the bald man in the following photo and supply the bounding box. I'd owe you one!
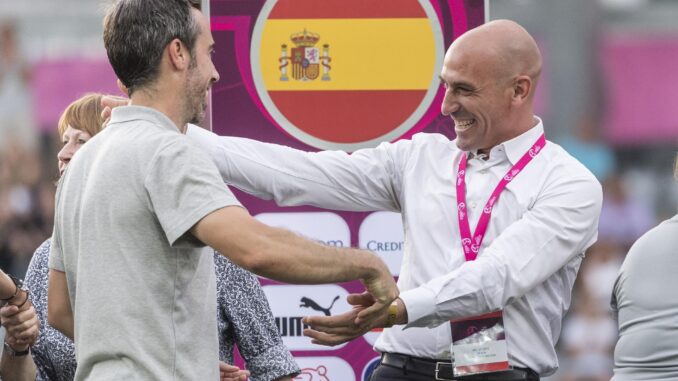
[184,19,602,381]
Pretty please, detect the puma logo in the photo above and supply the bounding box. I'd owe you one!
[299,296,340,316]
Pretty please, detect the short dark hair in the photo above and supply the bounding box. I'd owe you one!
[103,0,202,95]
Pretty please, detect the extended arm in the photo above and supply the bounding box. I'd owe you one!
[191,206,398,321]
[306,172,602,344]
[186,124,406,212]
[402,174,603,327]
[47,269,74,340]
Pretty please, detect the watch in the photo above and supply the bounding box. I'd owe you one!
[1,275,26,302]
[3,341,30,357]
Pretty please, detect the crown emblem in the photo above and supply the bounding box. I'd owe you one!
[279,28,331,82]
[290,29,320,47]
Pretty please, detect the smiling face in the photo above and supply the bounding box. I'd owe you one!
[57,126,92,176]
[439,45,513,153]
[183,9,220,125]
[439,20,542,153]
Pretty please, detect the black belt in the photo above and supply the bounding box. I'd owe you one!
[381,353,540,381]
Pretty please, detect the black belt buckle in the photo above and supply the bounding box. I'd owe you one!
[435,361,454,381]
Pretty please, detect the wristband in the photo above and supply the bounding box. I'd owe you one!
[384,300,398,328]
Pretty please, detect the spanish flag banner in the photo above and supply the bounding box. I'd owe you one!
[251,0,444,150]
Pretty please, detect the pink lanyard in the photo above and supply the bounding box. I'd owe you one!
[456,133,546,262]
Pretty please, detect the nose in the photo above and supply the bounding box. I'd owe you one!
[57,142,75,166]
[441,89,460,116]
[211,64,220,84]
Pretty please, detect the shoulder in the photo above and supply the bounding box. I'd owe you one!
[32,238,51,262]
[626,216,678,263]
[541,141,602,191]
[26,239,51,281]
[410,132,453,146]
[372,133,453,160]
[144,130,214,173]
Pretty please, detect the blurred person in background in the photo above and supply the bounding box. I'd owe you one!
[560,115,616,183]
[0,21,37,154]
[578,239,625,311]
[0,93,299,381]
[0,269,39,379]
[598,172,654,250]
[610,153,678,380]
[559,292,616,381]
[0,20,49,277]
[0,140,49,278]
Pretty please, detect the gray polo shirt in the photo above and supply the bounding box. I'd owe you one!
[49,106,241,380]
[612,214,678,380]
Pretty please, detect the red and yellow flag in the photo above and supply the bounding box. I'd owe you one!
[252,0,443,150]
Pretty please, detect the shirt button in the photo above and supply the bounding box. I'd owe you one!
[470,202,477,209]
[479,169,487,174]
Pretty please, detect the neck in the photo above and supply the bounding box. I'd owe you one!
[130,85,186,132]
[476,113,537,156]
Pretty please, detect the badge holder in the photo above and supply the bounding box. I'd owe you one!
[450,310,510,377]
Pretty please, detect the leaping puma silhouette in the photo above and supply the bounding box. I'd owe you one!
[299,295,340,316]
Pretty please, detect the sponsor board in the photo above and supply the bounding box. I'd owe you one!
[293,357,356,381]
[361,356,382,381]
[263,284,350,350]
[359,211,404,275]
[256,212,349,247]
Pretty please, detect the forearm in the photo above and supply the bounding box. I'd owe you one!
[49,314,73,341]
[231,225,383,285]
[187,125,400,211]
[0,272,18,301]
[47,270,74,340]
[0,351,37,381]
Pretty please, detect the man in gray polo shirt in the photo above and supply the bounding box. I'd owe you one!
[611,157,678,381]
[46,1,397,380]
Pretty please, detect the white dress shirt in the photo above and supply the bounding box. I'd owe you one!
[186,119,602,376]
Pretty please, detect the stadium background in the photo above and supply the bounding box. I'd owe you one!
[1,0,677,380]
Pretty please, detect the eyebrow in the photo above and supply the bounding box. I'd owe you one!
[439,75,475,89]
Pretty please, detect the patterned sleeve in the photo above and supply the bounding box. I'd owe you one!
[213,252,299,381]
[24,239,78,381]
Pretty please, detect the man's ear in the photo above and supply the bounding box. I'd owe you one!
[167,38,190,71]
[511,75,532,104]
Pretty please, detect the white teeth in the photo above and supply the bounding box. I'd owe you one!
[455,119,475,129]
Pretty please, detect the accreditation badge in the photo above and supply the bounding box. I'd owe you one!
[450,310,510,376]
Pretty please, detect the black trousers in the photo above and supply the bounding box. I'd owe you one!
[370,353,540,381]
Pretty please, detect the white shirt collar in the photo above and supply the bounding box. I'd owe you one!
[469,117,544,165]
